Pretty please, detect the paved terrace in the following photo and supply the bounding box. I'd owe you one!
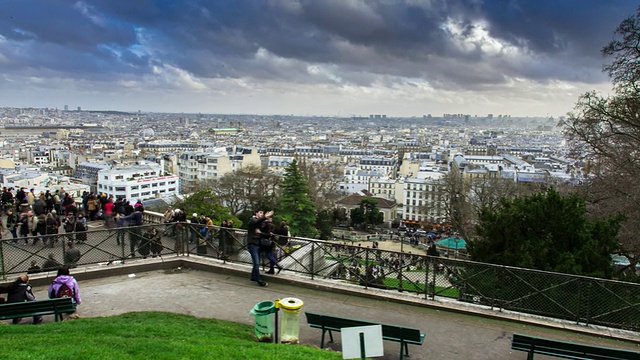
[15,255,640,360]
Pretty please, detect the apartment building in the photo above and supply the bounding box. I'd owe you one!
[177,146,260,192]
[402,177,447,224]
[97,161,179,201]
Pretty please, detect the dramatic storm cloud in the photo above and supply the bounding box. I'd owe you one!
[0,0,637,117]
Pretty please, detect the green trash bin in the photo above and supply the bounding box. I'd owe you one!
[250,300,277,342]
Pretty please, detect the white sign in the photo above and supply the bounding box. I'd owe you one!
[341,325,384,359]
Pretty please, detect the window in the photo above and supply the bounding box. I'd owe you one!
[141,192,150,196]
[115,187,126,192]
[141,184,150,189]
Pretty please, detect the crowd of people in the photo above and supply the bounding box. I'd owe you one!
[0,186,148,248]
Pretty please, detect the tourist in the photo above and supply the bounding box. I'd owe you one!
[64,242,82,268]
[48,266,82,306]
[6,274,42,324]
[247,210,273,287]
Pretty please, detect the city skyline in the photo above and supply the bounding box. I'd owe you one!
[0,1,637,118]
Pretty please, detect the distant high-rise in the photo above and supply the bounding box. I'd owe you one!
[64,105,68,111]
[77,106,81,111]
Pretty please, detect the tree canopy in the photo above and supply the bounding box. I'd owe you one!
[172,189,240,227]
[349,198,384,231]
[470,189,621,278]
[562,6,640,274]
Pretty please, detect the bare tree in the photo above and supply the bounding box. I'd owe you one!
[562,7,640,274]
[297,159,343,212]
[206,165,280,215]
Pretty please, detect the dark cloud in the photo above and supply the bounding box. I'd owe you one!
[0,0,637,92]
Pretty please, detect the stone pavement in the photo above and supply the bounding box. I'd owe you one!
[17,255,640,360]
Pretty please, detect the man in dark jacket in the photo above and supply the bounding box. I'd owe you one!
[6,274,42,324]
[247,210,273,287]
[5,209,19,242]
[122,206,143,258]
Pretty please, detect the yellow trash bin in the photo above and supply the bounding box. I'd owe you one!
[276,297,304,344]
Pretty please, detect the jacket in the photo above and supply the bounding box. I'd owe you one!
[48,275,81,304]
[7,280,36,303]
[246,216,268,245]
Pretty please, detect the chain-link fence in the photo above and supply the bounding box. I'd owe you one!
[2,224,638,331]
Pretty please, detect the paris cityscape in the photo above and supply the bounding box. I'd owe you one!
[1,1,639,358]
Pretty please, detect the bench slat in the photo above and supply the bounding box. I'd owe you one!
[305,311,423,344]
[305,311,425,360]
[0,298,76,321]
[512,333,640,360]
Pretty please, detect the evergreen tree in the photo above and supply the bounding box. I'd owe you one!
[470,189,621,278]
[277,159,317,237]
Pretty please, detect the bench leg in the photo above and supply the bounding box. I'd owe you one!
[527,350,534,360]
[399,341,409,360]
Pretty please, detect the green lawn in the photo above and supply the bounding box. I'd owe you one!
[382,278,460,298]
[0,312,342,360]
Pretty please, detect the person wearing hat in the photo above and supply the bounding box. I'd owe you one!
[188,212,199,244]
[172,209,187,255]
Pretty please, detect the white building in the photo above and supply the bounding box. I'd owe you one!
[402,177,447,224]
[97,161,180,201]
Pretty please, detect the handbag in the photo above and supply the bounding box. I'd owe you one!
[259,237,272,247]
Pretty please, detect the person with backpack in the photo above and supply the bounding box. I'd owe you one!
[48,266,81,307]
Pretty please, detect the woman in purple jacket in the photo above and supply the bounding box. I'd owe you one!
[48,266,82,306]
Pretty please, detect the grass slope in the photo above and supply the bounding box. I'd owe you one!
[0,312,342,360]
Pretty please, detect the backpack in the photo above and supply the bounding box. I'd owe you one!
[55,283,74,298]
[64,220,75,232]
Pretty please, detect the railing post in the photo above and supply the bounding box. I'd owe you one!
[364,247,370,289]
[398,249,404,293]
[310,241,315,280]
[0,240,5,281]
[423,255,429,300]
[582,279,592,326]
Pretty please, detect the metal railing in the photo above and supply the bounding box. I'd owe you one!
[1,222,638,332]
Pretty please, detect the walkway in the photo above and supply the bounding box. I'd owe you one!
[22,256,640,360]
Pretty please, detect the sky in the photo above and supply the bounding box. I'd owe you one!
[0,1,638,118]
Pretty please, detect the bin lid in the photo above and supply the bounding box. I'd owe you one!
[277,297,304,311]
[252,300,277,314]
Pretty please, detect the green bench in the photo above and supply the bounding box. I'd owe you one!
[511,333,640,360]
[305,311,425,360]
[0,298,77,323]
